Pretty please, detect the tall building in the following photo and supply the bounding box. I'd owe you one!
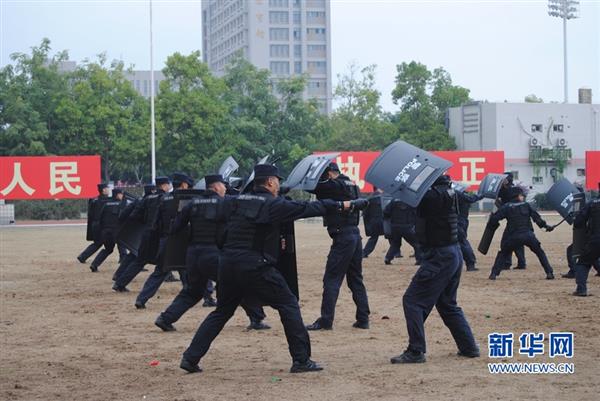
[202,0,332,114]
[447,99,600,194]
[122,70,166,99]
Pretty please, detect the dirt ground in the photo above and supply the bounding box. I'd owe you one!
[1,215,599,401]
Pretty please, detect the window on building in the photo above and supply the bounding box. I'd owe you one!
[293,0,301,7]
[307,61,326,74]
[531,124,542,132]
[306,11,326,24]
[270,11,289,24]
[307,44,326,57]
[576,169,585,177]
[143,80,148,96]
[294,44,302,57]
[270,44,289,57]
[294,61,302,74]
[269,0,289,7]
[293,28,301,40]
[270,61,290,75]
[306,27,326,40]
[270,28,289,41]
[532,176,543,184]
[293,11,301,24]
[553,124,564,132]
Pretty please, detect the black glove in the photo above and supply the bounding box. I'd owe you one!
[279,186,291,196]
[349,199,369,212]
[545,225,554,232]
[321,199,343,212]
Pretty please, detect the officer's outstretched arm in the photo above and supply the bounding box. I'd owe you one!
[529,205,549,229]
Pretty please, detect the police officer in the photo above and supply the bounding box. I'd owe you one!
[497,173,527,270]
[77,183,110,264]
[154,174,269,332]
[134,173,194,308]
[306,162,370,331]
[572,183,600,296]
[362,187,399,259]
[111,189,129,263]
[179,164,363,374]
[457,190,483,271]
[488,187,555,280]
[87,189,123,272]
[112,185,156,288]
[391,175,479,364]
[383,199,421,265]
[112,178,171,297]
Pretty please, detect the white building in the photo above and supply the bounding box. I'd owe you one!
[448,101,600,194]
[201,0,332,114]
[122,70,166,99]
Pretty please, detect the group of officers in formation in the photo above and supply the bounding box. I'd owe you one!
[76,148,600,374]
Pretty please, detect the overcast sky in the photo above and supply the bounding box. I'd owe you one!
[2,0,598,111]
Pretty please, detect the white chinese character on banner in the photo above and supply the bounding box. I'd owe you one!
[337,156,365,189]
[49,162,81,195]
[0,162,36,196]
[459,157,486,186]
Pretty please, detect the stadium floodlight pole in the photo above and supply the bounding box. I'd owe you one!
[547,0,580,103]
[149,0,156,182]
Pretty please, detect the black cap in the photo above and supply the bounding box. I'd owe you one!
[510,186,524,199]
[325,162,340,173]
[504,172,514,183]
[253,164,284,179]
[97,183,108,192]
[205,174,227,187]
[155,176,171,186]
[172,172,194,187]
[433,175,451,186]
[143,184,156,196]
[112,188,123,195]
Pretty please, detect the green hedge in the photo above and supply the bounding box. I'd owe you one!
[9,199,87,220]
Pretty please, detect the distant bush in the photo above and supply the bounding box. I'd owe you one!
[10,199,87,220]
[533,193,551,210]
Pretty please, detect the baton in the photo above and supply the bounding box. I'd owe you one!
[550,217,567,230]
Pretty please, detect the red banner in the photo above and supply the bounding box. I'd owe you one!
[316,151,505,192]
[0,156,101,200]
[586,151,600,190]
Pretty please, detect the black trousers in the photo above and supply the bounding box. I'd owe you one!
[78,240,102,262]
[402,244,477,354]
[160,244,265,324]
[183,250,310,365]
[90,229,116,269]
[492,232,552,276]
[319,226,370,326]
[385,227,421,263]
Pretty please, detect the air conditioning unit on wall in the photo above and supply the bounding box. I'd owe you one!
[557,138,568,147]
[529,137,540,147]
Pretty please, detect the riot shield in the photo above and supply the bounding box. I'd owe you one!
[219,156,240,180]
[478,218,499,255]
[283,153,340,191]
[363,195,385,237]
[117,193,162,257]
[194,156,240,190]
[85,199,96,241]
[278,220,300,300]
[477,173,509,200]
[161,189,205,272]
[546,178,581,225]
[365,141,452,208]
[241,156,270,193]
[571,193,588,258]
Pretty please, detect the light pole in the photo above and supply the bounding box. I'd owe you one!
[548,0,580,104]
[149,0,156,182]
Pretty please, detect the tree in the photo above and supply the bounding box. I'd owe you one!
[0,38,70,156]
[326,63,396,150]
[54,54,150,181]
[524,94,544,103]
[156,51,236,177]
[391,61,469,150]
